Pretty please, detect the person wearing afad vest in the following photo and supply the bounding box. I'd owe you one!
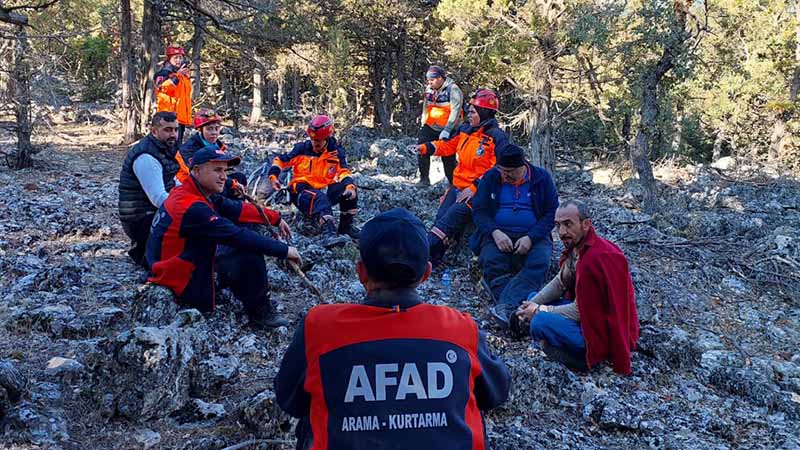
[417,65,463,186]
[275,208,511,450]
[118,111,180,267]
[155,46,193,145]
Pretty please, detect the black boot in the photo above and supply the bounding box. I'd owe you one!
[249,301,289,329]
[320,218,349,248]
[337,213,361,240]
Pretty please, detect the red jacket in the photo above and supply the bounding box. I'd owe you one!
[564,226,639,374]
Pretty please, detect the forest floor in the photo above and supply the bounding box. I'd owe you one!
[1,105,799,450]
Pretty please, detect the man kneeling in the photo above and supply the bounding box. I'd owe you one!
[146,145,301,329]
[516,200,639,374]
[275,208,510,450]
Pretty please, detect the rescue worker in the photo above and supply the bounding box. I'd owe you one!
[469,144,558,325]
[146,145,301,329]
[118,111,180,267]
[275,208,511,450]
[418,65,463,186]
[416,89,508,268]
[515,200,639,374]
[267,115,359,248]
[155,45,192,145]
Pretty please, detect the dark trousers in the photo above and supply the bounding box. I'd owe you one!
[291,182,357,219]
[177,124,187,146]
[427,187,473,266]
[215,248,274,316]
[121,214,154,268]
[417,125,456,184]
[479,234,552,306]
[530,297,586,360]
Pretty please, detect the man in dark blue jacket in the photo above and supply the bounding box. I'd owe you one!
[146,145,301,328]
[470,144,559,327]
[275,208,510,450]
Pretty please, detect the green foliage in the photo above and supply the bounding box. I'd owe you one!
[74,36,114,101]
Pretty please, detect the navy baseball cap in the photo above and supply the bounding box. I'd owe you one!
[359,208,430,286]
[496,143,525,168]
[189,145,241,168]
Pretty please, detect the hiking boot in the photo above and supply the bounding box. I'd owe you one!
[320,219,349,248]
[249,305,290,329]
[489,303,518,329]
[508,310,529,340]
[540,340,588,372]
[337,213,361,240]
[417,176,431,187]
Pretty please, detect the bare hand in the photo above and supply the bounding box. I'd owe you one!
[492,229,514,253]
[342,185,357,200]
[456,188,474,203]
[513,236,532,255]
[516,301,539,322]
[278,219,292,240]
[270,179,282,192]
[286,246,302,266]
[178,66,191,77]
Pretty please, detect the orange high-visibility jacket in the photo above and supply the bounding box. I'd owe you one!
[422,118,508,192]
[268,137,354,191]
[422,78,463,132]
[155,64,193,126]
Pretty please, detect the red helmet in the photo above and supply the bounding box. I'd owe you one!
[166,46,185,58]
[471,89,499,111]
[306,115,334,140]
[193,108,221,129]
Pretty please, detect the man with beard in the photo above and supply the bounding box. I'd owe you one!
[118,112,181,267]
[515,200,639,374]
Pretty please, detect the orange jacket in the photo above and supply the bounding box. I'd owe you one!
[268,138,354,190]
[422,118,507,192]
[422,78,463,132]
[155,64,193,126]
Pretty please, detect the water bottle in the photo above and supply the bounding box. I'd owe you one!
[441,269,452,300]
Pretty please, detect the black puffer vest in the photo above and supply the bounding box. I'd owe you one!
[118,134,179,224]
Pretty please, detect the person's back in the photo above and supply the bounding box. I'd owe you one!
[275,208,510,450]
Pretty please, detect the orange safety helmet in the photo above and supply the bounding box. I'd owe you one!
[193,108,221,129]
[166,46,185,58]
[306,115,334,140]
[471,89,499,111]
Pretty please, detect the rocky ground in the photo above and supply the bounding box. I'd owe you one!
[1,105,799,449]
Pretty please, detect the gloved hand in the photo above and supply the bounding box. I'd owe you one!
[438,130,450,140]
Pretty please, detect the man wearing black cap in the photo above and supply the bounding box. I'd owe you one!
[418,65,463,186]
[470,144,559,327]
[275,208,510,450]
[146,145,301,329]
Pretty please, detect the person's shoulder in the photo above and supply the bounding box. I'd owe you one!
[421,303,477,326]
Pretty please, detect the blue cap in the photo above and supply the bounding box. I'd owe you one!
[426,65,446,79]
[496,143,525,168]
[189,144,241,168]
[359,208,429,286]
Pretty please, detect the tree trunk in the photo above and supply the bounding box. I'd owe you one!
[139,0,162,131]
[768,0,800,161]
[277,76,285,110]
[11,25,32,169]
[370,55,391,132]
[631,72,661,213]
[529,58,555,175]
[190,12,205,104]
[291,69,300,110]
[382,59,393,133]
[670,103,684,155]
[120,0,139,144]
[250,54,264,125]
[712,127,726,161]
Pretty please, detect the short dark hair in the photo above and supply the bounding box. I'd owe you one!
[151,111,177,128]
[559,199,591,221]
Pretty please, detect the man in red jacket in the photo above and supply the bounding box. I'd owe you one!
[515,199,639,374]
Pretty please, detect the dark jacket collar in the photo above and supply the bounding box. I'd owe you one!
[363,287,423,309]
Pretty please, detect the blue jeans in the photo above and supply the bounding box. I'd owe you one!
[479,235,551,305]
[529,295,585,359]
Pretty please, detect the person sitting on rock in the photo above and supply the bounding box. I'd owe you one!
[274,208,510,450]
[146,145,301,329]
[118,111,181,268]
[416,89,508,268]
[515,199,639,374]
[267,115,359,248]
[177,108,246,199]
[471,143,558,326]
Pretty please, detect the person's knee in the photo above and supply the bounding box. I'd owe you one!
[530,312,557,339]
